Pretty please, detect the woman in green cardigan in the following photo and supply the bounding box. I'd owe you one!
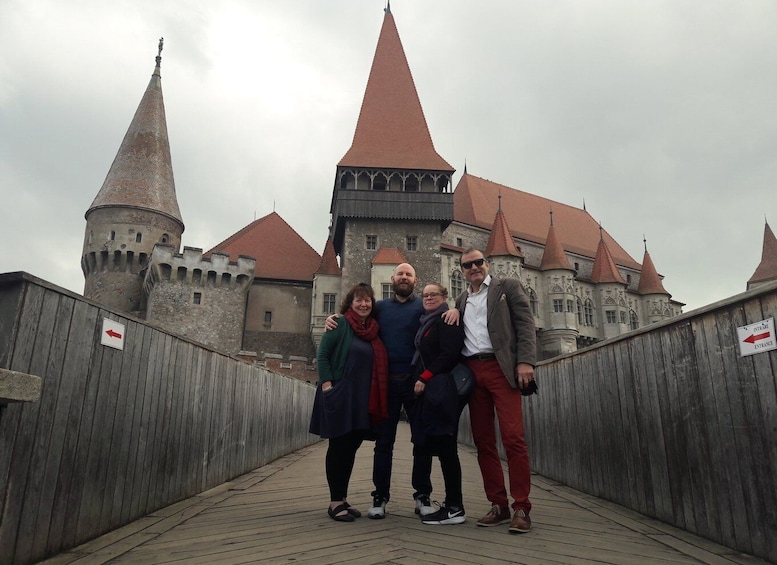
[309,283,388,522]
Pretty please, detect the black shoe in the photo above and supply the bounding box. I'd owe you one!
[414,494,434,516]
[422,503,466,525]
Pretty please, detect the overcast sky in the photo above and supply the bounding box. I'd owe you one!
[1,0,775,313]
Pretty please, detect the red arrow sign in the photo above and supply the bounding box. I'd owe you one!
[106,329,123,339]
[743,331,771,344]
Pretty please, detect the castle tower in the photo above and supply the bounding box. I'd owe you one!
[590,227,629,340]
[538,210,578,358]
[637,238,672,324]
[143,247,255,352]
[311,238,342,346]
[81,39,184,314]
[747,220,777,290]
[331,4,455,292]
[484,194,524,280]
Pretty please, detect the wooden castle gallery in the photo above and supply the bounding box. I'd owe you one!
[82,7,687,375]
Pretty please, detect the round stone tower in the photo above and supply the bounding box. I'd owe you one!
[82,39,184,314]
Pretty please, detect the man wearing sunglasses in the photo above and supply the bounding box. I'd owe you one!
[455,248,537,534]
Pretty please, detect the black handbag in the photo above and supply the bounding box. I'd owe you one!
[449,363,475,397]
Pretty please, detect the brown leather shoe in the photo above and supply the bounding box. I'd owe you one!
[476,504,511,527]
[508,509,531,534]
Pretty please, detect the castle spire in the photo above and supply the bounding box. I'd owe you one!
[637,237,670,295]
[86,39,183,228]
[747,220,777,289]
[337,7,453,172]
[540,209,573,271]
[485,198,522,258]
[591,227,627,284]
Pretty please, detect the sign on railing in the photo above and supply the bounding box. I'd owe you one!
[737,317,775,357]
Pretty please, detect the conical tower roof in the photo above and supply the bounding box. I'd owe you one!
[637,240,670,295]
[748,220,777,286]
[316,238,342,276]
[338,6,453,172]
[591,229,627,284]
[485,196,522,258]
[86,40,183,228]
[540,212,573,271]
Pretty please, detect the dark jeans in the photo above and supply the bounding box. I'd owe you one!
[372,373,432,502]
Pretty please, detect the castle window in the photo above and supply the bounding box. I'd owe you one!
[136,233,142,243]
[626,274,632,284]
[88,231,93,244]
[404,176,419,192]
[456,237,462,248]
[406,235,417,251]
[574,262,579,271]
[177,267,186,281]
[553,299,563,313]
[577,298,583,325]
[161,233,169,244]
[193,292,202,305]
[630,309,639,330]
[366,235,377,251]
[264,311,272,328]
[323,293,336,315]
[606,310,617,324]
[382,284,392,299]
[110,230,116,241]
[451,271,463,298]
[584,299,594,325]
[193,269,202,284]
[620,311,627,324]
[566,299,574,313]
[373,174,387,191]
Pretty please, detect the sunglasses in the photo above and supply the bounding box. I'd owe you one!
[461,258,486,269]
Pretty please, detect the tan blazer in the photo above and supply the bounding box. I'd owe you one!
[455,277,537,388]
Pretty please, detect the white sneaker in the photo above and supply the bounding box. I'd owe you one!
[368,496,387,519]
[414,495,435,516]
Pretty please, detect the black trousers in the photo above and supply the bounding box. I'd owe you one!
[414,434,463,508]
[326,431,364,500]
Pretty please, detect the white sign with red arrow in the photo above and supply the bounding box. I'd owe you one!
[101,318,126,351]
[737,317,775,357]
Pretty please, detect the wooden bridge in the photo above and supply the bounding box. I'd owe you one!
[36,424,767,565]
[1,273,776,564]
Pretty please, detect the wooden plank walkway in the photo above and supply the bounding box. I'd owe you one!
[39,423,768,565]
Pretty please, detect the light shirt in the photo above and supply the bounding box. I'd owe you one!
[462,274,494,357]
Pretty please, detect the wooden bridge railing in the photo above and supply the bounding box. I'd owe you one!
[459,279,777,564]
[0,273,318,565]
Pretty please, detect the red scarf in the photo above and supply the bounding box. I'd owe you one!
[345,308,389,425]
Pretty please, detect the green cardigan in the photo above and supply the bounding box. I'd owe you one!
[316,319,354,384]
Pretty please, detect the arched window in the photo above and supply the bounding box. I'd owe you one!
[576,298,583,325]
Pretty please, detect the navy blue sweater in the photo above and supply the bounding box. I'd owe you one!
[374,295,424,375]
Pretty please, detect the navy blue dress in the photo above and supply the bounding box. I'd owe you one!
[309,337,373,439]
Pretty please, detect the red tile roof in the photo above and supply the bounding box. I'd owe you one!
[87,58,183,227]
[591,235,627,284]
[372,247,408,265]
[485,205,522,258]
[454,173,640,269]
[316,239,342,275]
[540,222,573,271]
[338,9,453,172]
[207,212,321,282]
[637,249,669,295]
[748,221,777,285]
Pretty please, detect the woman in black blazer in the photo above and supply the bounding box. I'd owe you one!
[410,282,467,525]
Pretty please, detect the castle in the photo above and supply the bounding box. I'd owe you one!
[81,8,710,373]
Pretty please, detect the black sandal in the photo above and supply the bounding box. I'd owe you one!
[344,502,361,518]
[328,503,355,522]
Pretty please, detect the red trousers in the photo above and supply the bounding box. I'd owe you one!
[466,358,531,513]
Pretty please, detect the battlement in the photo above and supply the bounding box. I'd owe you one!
[144,245,256,292]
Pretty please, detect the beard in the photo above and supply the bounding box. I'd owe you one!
[392,280,415,298]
